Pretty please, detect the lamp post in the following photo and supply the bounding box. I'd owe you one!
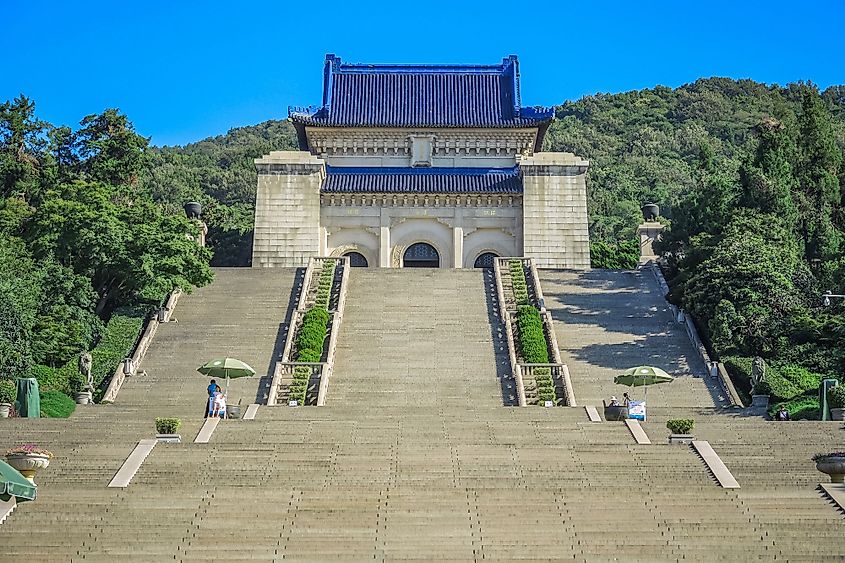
[822,291,845,307]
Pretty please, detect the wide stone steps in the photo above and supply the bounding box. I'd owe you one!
[330,269,509,408]
[2,269,845,560]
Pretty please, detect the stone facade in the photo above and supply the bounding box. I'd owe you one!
[252,55,590,269]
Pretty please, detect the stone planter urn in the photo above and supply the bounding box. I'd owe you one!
[6,453,51,484]
[0,403,11,418]
[814,454,845,483]
[751,395,769,408]
[74,391,92,405]
[830,408,845,421]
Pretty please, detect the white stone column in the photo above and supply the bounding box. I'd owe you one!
[319,226,328,256]
[453,226,464,268]
[379,226,391,267]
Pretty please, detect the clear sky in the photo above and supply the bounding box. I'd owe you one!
[2,0,843,147]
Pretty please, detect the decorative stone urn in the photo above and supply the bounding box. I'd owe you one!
[5,453,50,484]
[668,434,695,445]
[830,408,845,421]
[815,454,845,483]
[74,391,92,405]
[0,403,11,418]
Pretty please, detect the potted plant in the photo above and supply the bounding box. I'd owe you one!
[5,444,53,484]
[155,417,182,443]
[0,379,15,418]
[813,452,845,483]
[828,386,845,421]
[666,419,695,444]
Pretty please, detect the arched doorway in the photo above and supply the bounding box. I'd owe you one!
[403,242,439,268]
[343,251,368,267]
[473,252,498,269]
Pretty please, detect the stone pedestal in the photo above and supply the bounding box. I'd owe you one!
[637,222,664,263]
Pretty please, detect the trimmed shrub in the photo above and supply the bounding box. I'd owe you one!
[828,386,845,409]
[40,390,76,418]
[295,306,330,362]
[31,363,83,394]
[509,260,529,306]
[92,306,147,400]
[767,395,819,420]
[516,305,549,364]
[0,379,15,403]
[666,419,694,434]
[155,417,182,434]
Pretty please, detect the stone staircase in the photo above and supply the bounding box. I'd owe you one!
[1,267,844,561]
[540,268,728,409]
[329,268,514,408]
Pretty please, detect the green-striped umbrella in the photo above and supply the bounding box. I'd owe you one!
[197,358,256,404]
[0,459,37,503]
[613,366,674,420]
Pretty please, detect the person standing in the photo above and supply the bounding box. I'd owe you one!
[204,379,221,418]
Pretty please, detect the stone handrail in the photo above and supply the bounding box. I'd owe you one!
[493,258,526,406]
[317,257,350,406]
[268,256,349,406]
[647,261,744,408]
[102,289,182,403]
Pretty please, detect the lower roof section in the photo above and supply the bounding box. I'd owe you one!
[322,166,522,194]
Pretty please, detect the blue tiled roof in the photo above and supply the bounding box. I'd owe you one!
[322,166,522,194]
[290,54,553,130]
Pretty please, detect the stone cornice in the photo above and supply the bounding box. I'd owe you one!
[255,151,326,176]
[305,127,538,159]
[519,152,589,175]
[320,193,521,208]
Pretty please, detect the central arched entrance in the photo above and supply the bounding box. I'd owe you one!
[403,242,439,268]
[474,252,499,269]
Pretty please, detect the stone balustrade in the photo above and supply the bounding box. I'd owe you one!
[101,289,182,403]
[493,257,576,406]
[268,256,350,406]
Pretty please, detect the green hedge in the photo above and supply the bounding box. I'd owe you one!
[40,390,76,418]
[92,307,146,398]
[516,305,550,364]
[295,307,330,362]
[509,260,529,306]
[590,239,640,269]
[314,260,337,310]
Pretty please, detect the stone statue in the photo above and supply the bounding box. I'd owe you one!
[751,356,766,389]
[78,352,94,393]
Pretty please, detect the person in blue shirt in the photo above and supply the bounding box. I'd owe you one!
[204,379,222,417]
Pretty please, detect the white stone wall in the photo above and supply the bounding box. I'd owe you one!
[252,151,324,267]
[320,198,520,268]
[521,153,591,269]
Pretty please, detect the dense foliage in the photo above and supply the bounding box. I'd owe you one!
[39,389,76,418]
[516,305,550,364]
[0,95,213,403]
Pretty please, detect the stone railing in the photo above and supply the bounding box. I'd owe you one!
[101,289,182,403]
[647,261,744,408]
[493,257,576,407]
[268,256,349,406]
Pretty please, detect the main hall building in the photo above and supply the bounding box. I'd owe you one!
[253,55,590,269]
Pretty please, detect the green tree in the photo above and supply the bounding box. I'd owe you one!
[75,109,149,187]
[0,95,48,202]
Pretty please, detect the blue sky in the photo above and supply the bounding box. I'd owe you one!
[2,0,843,146]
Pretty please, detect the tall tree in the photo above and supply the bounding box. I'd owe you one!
[75,109,149,187]
[0,95,48,201]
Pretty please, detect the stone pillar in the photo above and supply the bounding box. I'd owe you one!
[520,152,590,268]
[252,151,324,267]
[636,222,664,264]
[319,226,328,256]
[453,226,463,268]
[379,226,391,267]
